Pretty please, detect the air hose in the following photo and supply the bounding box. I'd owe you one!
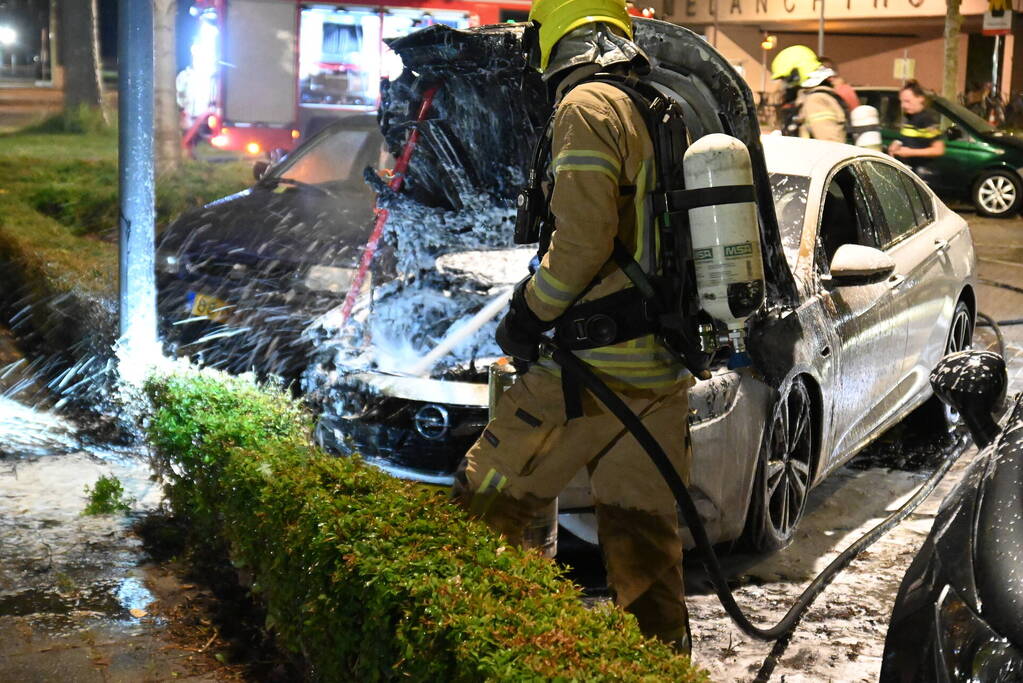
[549,345,970,642]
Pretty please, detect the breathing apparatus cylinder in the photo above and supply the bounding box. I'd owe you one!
[682,134,765,354]
[850,105,882,150]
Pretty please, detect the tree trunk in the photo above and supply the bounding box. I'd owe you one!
[49,0,64,88]
[943,0,963,100]
[154,0,182,172]
[61,0,105,116]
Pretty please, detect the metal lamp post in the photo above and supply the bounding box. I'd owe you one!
[117,0,159,377]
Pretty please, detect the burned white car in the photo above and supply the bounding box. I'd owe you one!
[302,20,976,551]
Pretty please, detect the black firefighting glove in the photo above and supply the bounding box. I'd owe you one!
[495,277,553,363]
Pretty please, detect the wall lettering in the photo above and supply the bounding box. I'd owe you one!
[670,0,940,24]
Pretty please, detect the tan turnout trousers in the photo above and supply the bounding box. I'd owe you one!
[453,369,695,644]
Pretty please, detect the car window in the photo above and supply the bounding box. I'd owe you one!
[769,173,811,269]
[817,165,879,270]
[276,130,378,185]
[879,93,901,128]
[859,161,920,245]
[934,96,996,135]
[897,170,935,228]
[858,91,900,128]
[912,179,935,223]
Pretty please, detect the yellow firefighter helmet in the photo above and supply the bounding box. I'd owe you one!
[527,0,634,72]
[770,45,823,85]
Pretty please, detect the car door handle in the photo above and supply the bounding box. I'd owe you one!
[888,273,906,289]
[934,238,950,253]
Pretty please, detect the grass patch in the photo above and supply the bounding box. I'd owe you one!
[0,123,250,301]
[83,474,134,515]
[145,370,708,681]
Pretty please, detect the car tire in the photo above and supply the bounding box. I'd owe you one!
[910,299,974,432]
[972,169,1023,218]
[744,377,815,554]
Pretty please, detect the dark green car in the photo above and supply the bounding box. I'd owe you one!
[858,87,1023,218]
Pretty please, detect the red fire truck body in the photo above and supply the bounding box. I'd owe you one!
[183,0,530,156]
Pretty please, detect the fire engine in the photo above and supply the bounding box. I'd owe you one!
[179,0,530,156]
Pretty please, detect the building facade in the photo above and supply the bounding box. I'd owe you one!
[656,0,1020,106]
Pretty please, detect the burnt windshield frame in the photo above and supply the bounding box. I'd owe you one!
[769,172,811,271]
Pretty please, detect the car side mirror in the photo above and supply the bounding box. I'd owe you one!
[828,244,895,286]
[945,125,963,141]
[930,350,1007,448]
[253,160,270,181]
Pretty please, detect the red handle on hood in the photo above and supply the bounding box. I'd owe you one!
[337,85,439,328]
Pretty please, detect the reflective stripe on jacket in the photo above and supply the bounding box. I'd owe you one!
[898,109,943,149]
[523,81,689,390]
[798,88,847,143]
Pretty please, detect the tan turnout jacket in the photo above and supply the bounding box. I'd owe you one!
[798,87,847,142]
[522,81,690,391]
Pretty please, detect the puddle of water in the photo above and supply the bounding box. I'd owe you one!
[115,576,156,615]
[0,584,123,619]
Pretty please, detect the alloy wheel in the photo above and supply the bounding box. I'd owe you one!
[942,302,974,424]
[977,174,1018,216]
[762,380,814,545]
[947,305,973,356]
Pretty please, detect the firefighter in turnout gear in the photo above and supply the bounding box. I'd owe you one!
[772,45,848,143]
[451,0,696,655]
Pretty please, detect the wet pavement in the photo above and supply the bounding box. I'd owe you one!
[0,334,233,680]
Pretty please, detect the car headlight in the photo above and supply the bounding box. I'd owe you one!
[303,265,359,294]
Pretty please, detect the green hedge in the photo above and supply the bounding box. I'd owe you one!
[145,371,708,681]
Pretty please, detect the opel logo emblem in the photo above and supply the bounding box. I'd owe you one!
[414,404,450,440]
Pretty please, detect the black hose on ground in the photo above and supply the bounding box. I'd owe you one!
[980,278,1023,297]
[550,345,969,642]
[976,311,1007,359]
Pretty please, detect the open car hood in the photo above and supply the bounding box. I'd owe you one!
[385,19,798,307]
[302,20,797,411]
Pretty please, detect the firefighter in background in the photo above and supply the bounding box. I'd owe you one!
[818,56,860,111]
[771,45,848,143]
[451,0,696,655]
[888,79,945,177]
